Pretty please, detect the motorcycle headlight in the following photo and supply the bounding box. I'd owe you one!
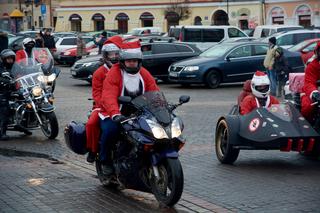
[37,75,46,83]
[146,119,168,139]
[47,73,56,82]
[32,86,43,97]
[171,117,183,138]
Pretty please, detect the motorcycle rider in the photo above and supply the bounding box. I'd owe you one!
[16,38,36,62]
[301,42,320,124]
[0,49,16,140]
[98,41,159,174]
[240,71,279,115]
[86,41,120,163]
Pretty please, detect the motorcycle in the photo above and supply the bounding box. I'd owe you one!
[7,58,59,139]
[65,91,190,206]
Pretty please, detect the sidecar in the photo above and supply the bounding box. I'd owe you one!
[215,81,320,164]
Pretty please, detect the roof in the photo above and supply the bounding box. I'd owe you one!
[255,25,303,29]
[274,29,320,37]
[10,9,24,17]
[170,25,240,29]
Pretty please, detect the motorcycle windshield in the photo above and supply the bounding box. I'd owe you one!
[266,104,292,122]
[11,58,44,89]
[131,91,171,126]
[32,48,54,75]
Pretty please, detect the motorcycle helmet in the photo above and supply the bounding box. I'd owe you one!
[119,41,142,74]
[22,37,36,51]
[251,71,270,98]
[0,49,16,69]
[101,43,120,65]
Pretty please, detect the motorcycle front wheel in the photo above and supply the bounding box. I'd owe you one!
[150,158,184,207]
[40,112,59,139]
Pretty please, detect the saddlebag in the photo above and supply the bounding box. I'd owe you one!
[64,121,87,155]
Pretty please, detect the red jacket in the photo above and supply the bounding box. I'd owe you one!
[16,50,28,62]
[302,59,320,100]
[92,64,109,108]
[240,94,279,115]
[100,64,159,117]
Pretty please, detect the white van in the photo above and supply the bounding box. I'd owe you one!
[168,25,248,51]
[253,25,303,38]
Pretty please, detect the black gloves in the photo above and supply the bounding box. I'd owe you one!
[112,115,126,123]
[312,91,320,102]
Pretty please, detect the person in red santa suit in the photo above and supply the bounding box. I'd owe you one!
[240,71,279,115]
[98,41,159,175]
[85,42,120,163]
[16,38,35,62]
[301,42,320,124]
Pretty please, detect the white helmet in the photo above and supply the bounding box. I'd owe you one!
[101,43,120,53]
[22,37,36,48]
[251,71,270,98]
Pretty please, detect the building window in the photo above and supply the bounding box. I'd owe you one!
[295,5,312,27]
[270,7,285,25]
[140,12,154,27]
[69,14,82,32]
[92,13,105,31]
[115,13,129,34]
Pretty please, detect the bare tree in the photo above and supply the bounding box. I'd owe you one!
[164,0,191,21]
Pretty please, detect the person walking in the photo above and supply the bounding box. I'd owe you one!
[94,31,107,54]
[274,47,289,98]
[263,37,278,96]
[76,34,86,60]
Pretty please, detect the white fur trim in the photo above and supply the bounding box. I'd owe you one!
[123,71,141,93]
[310,90,319,100]
[123,48,141,54]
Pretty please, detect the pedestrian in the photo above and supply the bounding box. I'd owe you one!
[94,31,107,54]
[76,34,86,59]
[41,29,56,54]
[274,47,289,98]
[263,36,278,96]
[35,32,44,48]
[0,31,8,53]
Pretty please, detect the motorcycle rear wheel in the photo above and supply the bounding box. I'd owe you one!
[150,158,184,207]
[40,112,59,139]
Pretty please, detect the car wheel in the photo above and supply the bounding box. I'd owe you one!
[206,70,221,89]
[215,119,240,164]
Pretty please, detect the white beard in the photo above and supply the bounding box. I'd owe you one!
[123,71,141,93]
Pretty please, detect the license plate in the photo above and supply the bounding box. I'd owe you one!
[169,72,178,77]
[71,70,76,75]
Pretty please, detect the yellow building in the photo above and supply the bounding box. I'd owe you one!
[55,0,264,33]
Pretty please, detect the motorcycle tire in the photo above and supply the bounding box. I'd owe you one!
[40,112,59,139]
[150,158,184,207]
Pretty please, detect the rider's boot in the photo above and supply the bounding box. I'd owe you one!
[14,125,32,135]
[0,124,9,141]
[86,151,96,163]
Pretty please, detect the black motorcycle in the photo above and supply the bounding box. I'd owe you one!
[7,58,59,139]
[65,91,189,206]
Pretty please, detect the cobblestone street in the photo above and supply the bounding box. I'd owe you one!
[0,65,320,212]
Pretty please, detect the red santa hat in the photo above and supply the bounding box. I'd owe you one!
[103,35,123,48]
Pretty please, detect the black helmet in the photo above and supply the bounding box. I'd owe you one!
[0,49,15,61]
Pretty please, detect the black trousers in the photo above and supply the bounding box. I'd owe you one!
[0,93,9,131]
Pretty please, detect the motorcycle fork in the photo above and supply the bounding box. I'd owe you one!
[30,101,43,126]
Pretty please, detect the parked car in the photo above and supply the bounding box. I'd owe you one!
[52,32,77,38]
[243,29,254,37]
[288,38,320,64]
[70,41,201,83]
[83,30,118,38]
[124,27,162,38]
[168,25,248,51]
[59,41,97,65]
[168,41,304,88]
[54,36,93,62]
[253,25,303,38]
[8,35,27,51]
[16,30,39,38]
[263,29,320,49]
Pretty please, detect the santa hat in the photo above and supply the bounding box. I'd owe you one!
[251,71,270,86]
[103,35,123,48]
[119,40,142,60]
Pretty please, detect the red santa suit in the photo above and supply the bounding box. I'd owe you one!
[16,49,28,62]
[240,94,279,115]
[86,64,109,153]
[100,63,159,118]
[301,56,320,123]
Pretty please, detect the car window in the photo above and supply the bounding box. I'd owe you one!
[184,29,201,42]
[277,34,294,46]
[270,29,277,36]
[83,37,93,44]
[294,33,314,45]
[152,44,178,54]
[228,45,252,58]
[253,45,269,56]
[60,38,77,45]
[228,28,246,38]
[175,44,194,53]
[169,28,181,40]
[203,29,224,42]
[303,42,317,52]
[141,44,152,55]
[261,29,270,38]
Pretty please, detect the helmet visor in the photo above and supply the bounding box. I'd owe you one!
[255,85,269,93]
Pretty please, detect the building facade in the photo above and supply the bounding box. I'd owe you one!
[0,0,60,32]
